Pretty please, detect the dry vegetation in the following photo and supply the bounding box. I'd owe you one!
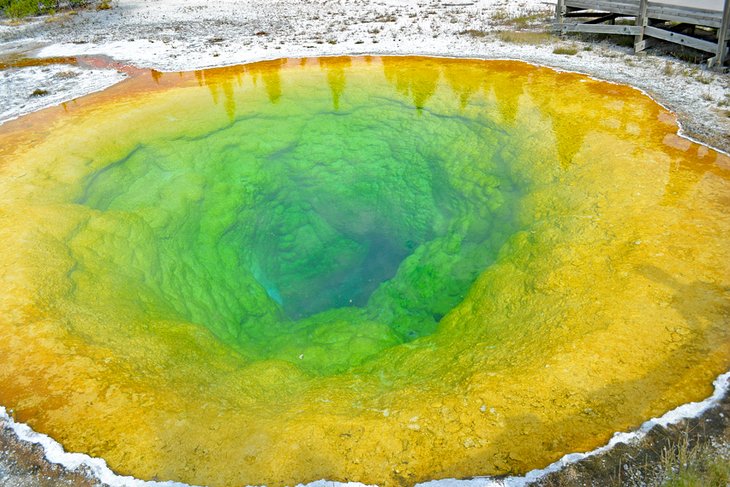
[498,31,554,45]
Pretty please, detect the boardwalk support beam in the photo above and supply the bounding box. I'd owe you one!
[555,0,730,68]
[709,0,730,67]
[634,0,649,52]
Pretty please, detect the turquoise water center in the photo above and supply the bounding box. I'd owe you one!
[73,59,523,374]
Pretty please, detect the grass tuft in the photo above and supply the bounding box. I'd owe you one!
[498,31,553,45]
[553,46,579,55]
[491,7,552,27]
[2,0,88,18]
[460,29,488,38]
[659,432,730,486]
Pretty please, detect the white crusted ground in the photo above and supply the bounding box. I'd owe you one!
[0,0,728,149]
[0,64,125,123]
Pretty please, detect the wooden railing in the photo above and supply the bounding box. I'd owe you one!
[555,0,730,67]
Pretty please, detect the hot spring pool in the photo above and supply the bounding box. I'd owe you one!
[0,56,728,486]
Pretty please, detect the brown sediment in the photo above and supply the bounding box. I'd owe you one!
[0,420,103,487]
[0,55,78,70]
[74,55,148,76]
[532,388,730,486]
[0,55,78,69]
[0,54,146,77]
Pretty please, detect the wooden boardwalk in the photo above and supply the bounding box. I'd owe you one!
[555,0,730,67]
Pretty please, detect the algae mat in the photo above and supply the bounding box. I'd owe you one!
[0,56,728,486]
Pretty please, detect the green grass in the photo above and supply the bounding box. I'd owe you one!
[1,0,88,18]
[490,7,552,27]
[491,8,510,23]
[659,433,730,487]
[460,29,488,38]
[507,11,552,28]
[498,31,553,45]
[553,46,579,55]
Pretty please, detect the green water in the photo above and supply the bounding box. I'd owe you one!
[6,57,730,487]
[71,66,524,375]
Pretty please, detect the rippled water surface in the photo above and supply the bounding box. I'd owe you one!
[0,56,728,486]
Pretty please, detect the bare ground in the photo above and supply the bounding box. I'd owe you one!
[0,421,104,487]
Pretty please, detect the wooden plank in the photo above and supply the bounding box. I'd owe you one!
[561,0,727,51]
[646,4,723,27]
[565,0,640,15]
[560,22,642,33]
[644,24,720,50]
[635,0,650,52]
[634,37,660,49]
[556,0,567,24]
[654,0,723,11]
[565,11,617,17]
[565,0,639,8]
[565,0,723,26]
[715,0,730,65]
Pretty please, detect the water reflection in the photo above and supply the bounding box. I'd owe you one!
[150,69,163,84]
[441,60,482,110]
[161,56,730,205]
[382,56,440,112]
[249,59,285,104]
[193,59,286,120]
[319,56,351,110]
[489,69,523,126]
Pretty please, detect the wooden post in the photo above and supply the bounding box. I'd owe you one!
[715,0,730,67]
[556,0,566,26]
[634,0,649,52]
